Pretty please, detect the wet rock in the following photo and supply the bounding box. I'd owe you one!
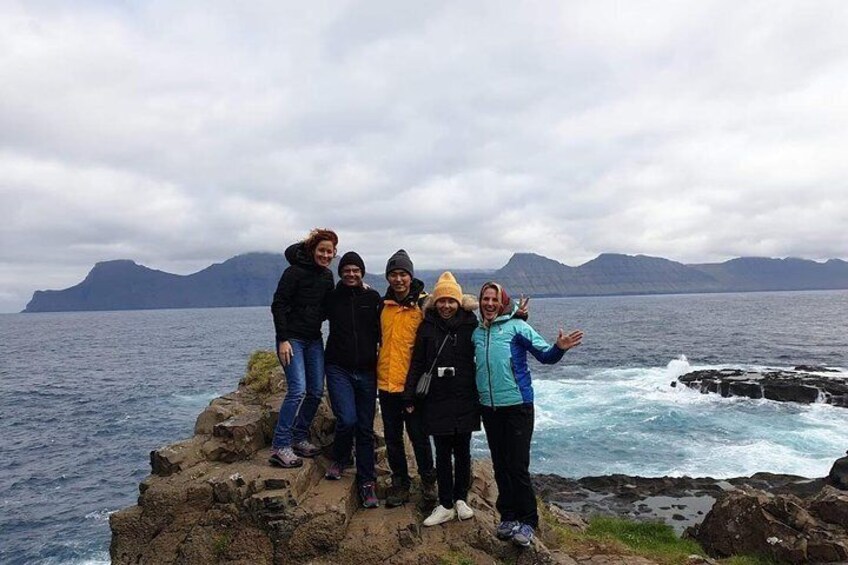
[828,453,848,490]
[678,368,848,407]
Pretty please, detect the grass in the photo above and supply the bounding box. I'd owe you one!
[212,532,231,558]
[438,551,475,565]
[539,505,781,565]
[240,350,280,394]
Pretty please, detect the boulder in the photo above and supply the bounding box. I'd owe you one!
[690,488,848,563]
[827,454,848,490]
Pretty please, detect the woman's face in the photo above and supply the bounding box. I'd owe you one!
[313,240,336,268]
[480,287,501,322]
[436,297,459,320]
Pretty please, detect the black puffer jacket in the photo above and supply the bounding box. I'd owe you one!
[404,297,481,435]
[324,281,382,371]
[271,243,334,342]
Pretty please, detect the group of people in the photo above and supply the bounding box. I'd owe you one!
[268,228,583,548]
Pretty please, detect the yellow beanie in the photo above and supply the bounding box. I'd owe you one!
[432,271,463,304]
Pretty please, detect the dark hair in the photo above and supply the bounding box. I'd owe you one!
[303,228,339,259]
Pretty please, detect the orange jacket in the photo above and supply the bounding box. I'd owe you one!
[377,283,427,393]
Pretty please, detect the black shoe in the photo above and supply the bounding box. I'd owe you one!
[385,483,410,508]
[421,473,438,503]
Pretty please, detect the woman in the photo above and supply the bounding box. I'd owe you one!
[404,272,480,526]
[269,228,337,468]
[473,282,583,547]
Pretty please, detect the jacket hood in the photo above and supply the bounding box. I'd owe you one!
[285,242,324,270]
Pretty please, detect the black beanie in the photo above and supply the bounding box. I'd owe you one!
[338,251,366,276]
[385,249,414,278]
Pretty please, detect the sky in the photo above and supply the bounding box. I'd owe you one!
[1,0,848,312]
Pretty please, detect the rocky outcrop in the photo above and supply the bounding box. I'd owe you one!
[687,487,848,563]
[677,367,848,407]
[110,353,571,564]
[828,453,848,490]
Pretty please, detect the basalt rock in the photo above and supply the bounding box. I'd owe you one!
[110,352,573,565]
[677,367,848,407]
[687,488,848,563]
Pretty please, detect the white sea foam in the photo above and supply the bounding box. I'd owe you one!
[84,509,116,521]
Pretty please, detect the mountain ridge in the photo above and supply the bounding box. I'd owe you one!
[23,252,848,312]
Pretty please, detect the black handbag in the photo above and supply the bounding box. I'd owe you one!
[415,333,451,398]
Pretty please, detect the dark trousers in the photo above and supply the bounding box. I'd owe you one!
[378,390,434,485]
[325,364,377,484]
[433,432,472,509]
[481,403,537,528]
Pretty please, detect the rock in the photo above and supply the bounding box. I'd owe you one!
[809,485,848,525]
[691,488,848,563]
[678,368,848,407]
[828,454,848,490]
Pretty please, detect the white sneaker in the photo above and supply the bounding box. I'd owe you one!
[455,499,474,520]
[423,504,456,526]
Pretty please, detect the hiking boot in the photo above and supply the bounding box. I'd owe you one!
[292,439,321,458]
[385,483,410,508]
[269,447,302,468]
[455,499,474,520]
[495,520,520,540]
[359,482,379,508]
[423,504,456,526]
[421,473,438,503]
[324,461,344,480]
[512,523,535,547]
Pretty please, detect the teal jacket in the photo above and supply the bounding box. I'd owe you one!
[472,305,565,407]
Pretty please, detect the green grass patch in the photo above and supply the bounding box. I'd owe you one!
[240,350,280,394]
[212,532,231,558]
[438,551,475,565]
[585,516,703,563]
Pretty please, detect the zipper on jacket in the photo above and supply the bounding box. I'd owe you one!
[485,327,496,410]
[351,289,359,368]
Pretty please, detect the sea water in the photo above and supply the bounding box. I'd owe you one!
[1,290,846,563]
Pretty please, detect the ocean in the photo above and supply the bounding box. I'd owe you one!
[1,290,846,564]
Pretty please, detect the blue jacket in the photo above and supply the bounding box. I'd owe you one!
[472,305,565,407]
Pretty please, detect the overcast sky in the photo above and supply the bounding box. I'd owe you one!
[2,1,847,312]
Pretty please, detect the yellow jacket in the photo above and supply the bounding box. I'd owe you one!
[377,284,427,393]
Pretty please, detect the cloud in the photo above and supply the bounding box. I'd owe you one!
[1,0,848,311]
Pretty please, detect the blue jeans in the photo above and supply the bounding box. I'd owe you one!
[325,364,377,484]
[272,338,325,448]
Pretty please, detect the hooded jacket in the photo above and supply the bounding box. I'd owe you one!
[271,242,334,342]
[472,302,565,407]
[403,295,481,435]
[377,278,427,393]
[324,281,382,371]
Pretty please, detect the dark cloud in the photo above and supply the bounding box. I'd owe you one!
[1,0,847,311]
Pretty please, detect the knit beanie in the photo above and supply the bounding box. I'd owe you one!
[432,271,463,304]
[385,249,414,278]
[337,251,366,276]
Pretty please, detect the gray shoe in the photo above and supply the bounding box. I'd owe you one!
[292,439,321,458]
[512,523,535,547]
[269,447,303,468]
[385,483,410,508]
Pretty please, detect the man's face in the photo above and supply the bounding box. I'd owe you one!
[480,287,501,322]
[387,269,412,297]
[341,265,363,287]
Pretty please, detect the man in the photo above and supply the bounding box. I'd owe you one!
[377,249,436,507]
[323,252,382,508]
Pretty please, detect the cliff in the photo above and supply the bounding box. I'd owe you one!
[24,253,848,312]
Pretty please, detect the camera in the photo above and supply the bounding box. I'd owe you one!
[437,367,455,377]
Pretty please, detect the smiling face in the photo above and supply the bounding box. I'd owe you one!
[480,287,501,323]
[312,240,336,268]
[387,269,412,299]
[435,297,459,320]
[340,264,363,287]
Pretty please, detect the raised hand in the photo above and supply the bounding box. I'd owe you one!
[556,329,584,351]
[517,294,530,317]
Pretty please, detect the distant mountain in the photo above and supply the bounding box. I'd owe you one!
[23,253,848,312]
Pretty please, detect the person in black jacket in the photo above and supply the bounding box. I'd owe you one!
[404,272,480,526]
[269,228,337,468]
[322,252,382,508]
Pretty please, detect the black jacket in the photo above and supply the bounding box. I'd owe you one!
[404,300,481,435]
[325,281,382,371]
[271,243,334,342]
